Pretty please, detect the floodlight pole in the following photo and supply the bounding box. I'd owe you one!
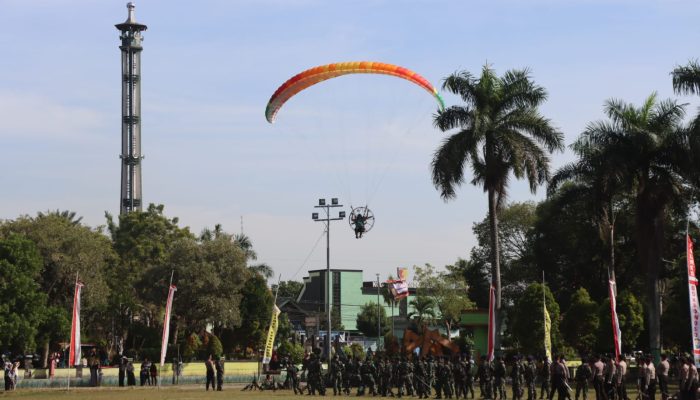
[312,198,345,365]
[376,273,381,351]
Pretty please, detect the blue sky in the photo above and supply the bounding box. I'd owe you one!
[1,0,699,282]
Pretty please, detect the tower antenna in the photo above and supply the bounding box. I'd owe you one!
[116,2,147,214]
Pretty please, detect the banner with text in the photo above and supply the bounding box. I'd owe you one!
[262,304,281,364]
[687,235,700,366]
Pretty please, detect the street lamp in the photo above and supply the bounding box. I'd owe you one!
[312,198,345,362]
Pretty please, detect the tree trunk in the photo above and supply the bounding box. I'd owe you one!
[636,191,664,363]
[488,187,502,351]
[41,340,49,369]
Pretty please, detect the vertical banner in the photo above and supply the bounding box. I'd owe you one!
[487,285,495,362]
[262,304,281,364]
[160,284,177,367]
[69,281,84,367]
[608,279,622,362]
[687,235,700,366]
[544,298,552,363]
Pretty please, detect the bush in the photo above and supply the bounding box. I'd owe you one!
[207,335,223,358]
[183,333,202,361]
[277,341,304,364]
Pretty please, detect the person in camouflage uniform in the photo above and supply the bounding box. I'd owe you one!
[285,358,301,394]
[478,356,494,400]
[307,354,325,396]
[359,358,377,396]
[575,357,592,400]
[511,356,524,400]
[494,356,507,400]
[524,356,538,400]
[331,354,344,396]
[342,357,355,395]
[465,354,476,399]
[540,358,552,400]
[397,355,414,398]
[453,357,465,399]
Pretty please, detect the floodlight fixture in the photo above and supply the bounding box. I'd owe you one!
[331,198,338,205]
[339,211,346,218]
[319,199,326,206]
[312,213,319,220]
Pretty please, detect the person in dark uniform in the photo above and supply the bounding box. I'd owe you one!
[541,358,552,400]
[285,357,301,394]
[118,356,127,387]
[215,357,224,391]
[205,355,216,391]
[494,356,507,400]
[465,355,476,399]
[575,357,592,400]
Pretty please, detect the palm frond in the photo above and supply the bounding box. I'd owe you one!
[672,60,700,95]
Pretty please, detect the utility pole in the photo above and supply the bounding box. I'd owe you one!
[376,273,381,351]
[312,198,345,362]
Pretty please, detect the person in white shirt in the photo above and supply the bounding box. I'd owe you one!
[616,356,628,400]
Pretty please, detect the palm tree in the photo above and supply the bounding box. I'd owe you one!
[408,296,436,328]
[233,233,257,261]
[249,263,274,279]
[37,209,83,225]
[549,140,624,280]
[572,93,690,358]
[432,65,564,348]
[672,60,700,96]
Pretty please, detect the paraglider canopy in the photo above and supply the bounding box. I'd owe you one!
[264,61,445,123]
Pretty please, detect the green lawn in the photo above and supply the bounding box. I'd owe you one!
[0,384,677,400]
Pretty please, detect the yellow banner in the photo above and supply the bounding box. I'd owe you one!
[262,305,280,364]
[544,302,552,362]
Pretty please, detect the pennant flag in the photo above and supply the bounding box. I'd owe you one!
[262,304,281,364]
[160,284,177,367]
[69,281,84,367]
[544,297,552,363]
[608,279,622,362]
[487,285,495,362]
[687,235,700,365]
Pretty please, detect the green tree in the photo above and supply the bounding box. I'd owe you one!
[432,65,564,349]
[274,280,304,300]
[561,288,599,355]
[413,264,473,333]
[509,283,561,355]
[206,335,223,358]
[106,204,192,344]
[0,234,46,353]
[597,291,644,353]
[572,93,690,358]
[230,273,274,351]
[0,213,115,365]
[356,302,389,338]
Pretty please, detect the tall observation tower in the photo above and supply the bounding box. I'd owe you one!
[116,2,147,214]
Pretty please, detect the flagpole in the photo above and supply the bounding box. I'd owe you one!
[67,272,78,391]
[159,270,175,389]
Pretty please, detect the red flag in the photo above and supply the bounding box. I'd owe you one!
[160,284,177,367]
[487,285,495,362]
[69,281,84,367]
[687,235,700,365]
[608,279,622,362]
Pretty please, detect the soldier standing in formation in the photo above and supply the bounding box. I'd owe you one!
[284,357,301,394]
[540,358,552,400]
[331,354,344,396]
[494,356,507,400]
[511,356,524,400]
[574,357,592,400]
[525,356,538,400]
[465,355,476,399]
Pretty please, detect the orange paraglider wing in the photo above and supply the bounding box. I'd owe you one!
[265,61,445,123]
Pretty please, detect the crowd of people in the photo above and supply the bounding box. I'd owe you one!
[274,352,700,400]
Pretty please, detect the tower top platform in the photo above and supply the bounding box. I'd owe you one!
[115,2,147,32]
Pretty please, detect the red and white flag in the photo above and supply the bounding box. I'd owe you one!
[160,284,177,367]
[487,284,495,362]
[69,281,84,367]
[608,279,622,362]
[686,235,700,365]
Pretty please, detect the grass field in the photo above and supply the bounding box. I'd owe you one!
[0,384,676,400]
